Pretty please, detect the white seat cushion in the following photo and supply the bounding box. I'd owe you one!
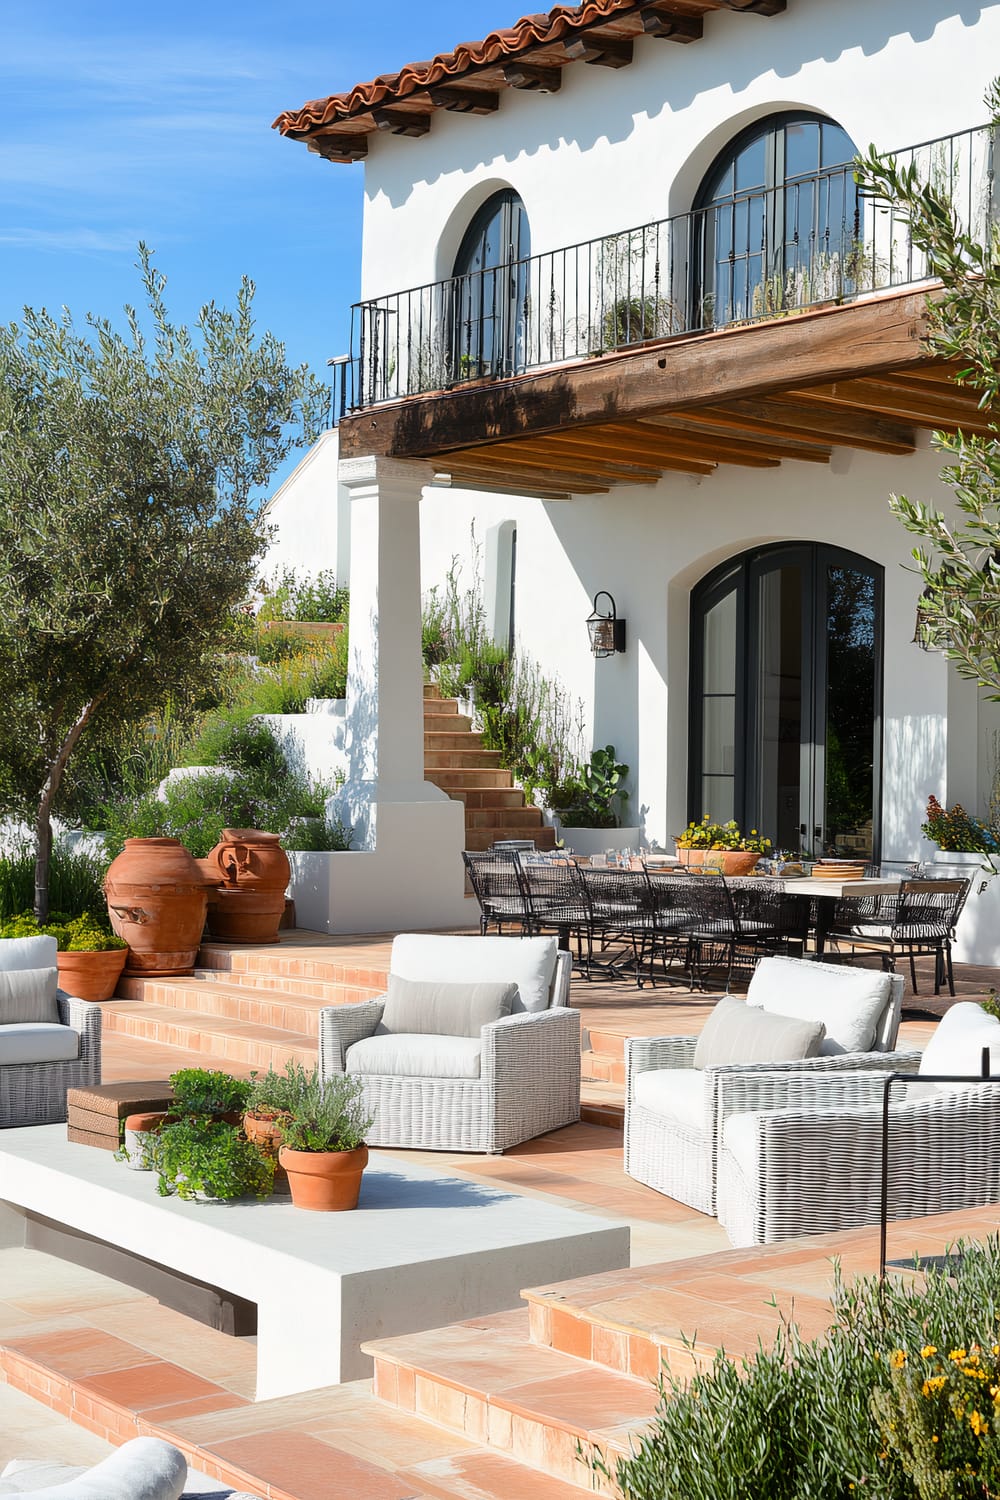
[918,1002,1000,1092]
[390,934,557,1014]
[346,1033,483,1080]
[746,956,890,1055]
[0,936,58,973]
[0,1024,80,1066]
[632,1068,707,1130]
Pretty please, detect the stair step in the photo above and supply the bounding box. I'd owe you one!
[463,828,557,851]
[464,808,545,829]
[424,713,472,732]
[425,750,504,770]
[424,730,481,749]
[197,944,389,991]
[114,974,378,1036]
[447,788,531,809]
[99,1002,315,1073]
[427,769,514,790]
[365,1309,659,1493]
[580,1050,627,1087]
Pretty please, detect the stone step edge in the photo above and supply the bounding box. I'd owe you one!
[197,948,390,988]
[520,1287,718,1383]
[98,1005,317,1068]
[118,973,382,1014]
[363,1325,656,1490]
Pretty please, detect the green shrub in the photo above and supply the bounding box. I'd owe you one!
[283,817,353,852]
[0,844,108,921]
[277,1065,372,1153]
[0,910,124,950]
[606,1238,1000,1500]
[257,567,348,624]
[169,1067,252,1117]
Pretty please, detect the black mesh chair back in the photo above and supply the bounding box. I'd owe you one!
[518,858,591,957]
[729,878,810,958]
[677,875,739,990]
[462,850,529,935]
[895,878,970,938]
[579,867,650,979]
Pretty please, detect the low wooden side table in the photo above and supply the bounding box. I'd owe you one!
[66,1080,175,1152]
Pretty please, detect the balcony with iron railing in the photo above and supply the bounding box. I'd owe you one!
[331,122,998,424]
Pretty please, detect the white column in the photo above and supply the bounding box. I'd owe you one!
[306,454,467,933]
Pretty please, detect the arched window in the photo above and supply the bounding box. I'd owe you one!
[452,190,530,382]
[689,543,883,861]
[693,114,859,328]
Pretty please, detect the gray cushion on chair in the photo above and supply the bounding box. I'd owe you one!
[0,1023,79,1065]
[693,995,825,1069]
[347,1033,483,1079]
[381,975,516,1037]
[0,968,60,1025]
[0,935,58,973]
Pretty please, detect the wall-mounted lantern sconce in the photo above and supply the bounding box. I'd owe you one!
[586,591,626,658]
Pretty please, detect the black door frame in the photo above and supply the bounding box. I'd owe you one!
[688,542,884,859]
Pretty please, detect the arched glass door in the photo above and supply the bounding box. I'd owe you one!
[452,190,529,382]
[692,113,860,328]
[689,543,883,859]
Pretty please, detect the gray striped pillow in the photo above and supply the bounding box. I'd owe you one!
[694,994,825,1069]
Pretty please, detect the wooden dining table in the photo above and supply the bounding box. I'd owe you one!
[772,876,900,954]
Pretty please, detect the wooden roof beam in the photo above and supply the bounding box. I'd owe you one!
[307,134,368,162]
[713,0,786,13]
[790,378,993,431]
[426,85,500,114]
[563,33,634,67]
[442,462,608,494]
[457,440,666,482]
[502,62,562,92]
[640,5,704,40]
[638,414,832,463]
[442,447,650,489]
[684,397,916,454]
[372,108,432,137]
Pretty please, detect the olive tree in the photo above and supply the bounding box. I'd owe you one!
[0,248,327,917]
[855,82,1000,690]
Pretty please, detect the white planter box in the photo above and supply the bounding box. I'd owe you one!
[554,826,641,858]
[933,851,1000,966]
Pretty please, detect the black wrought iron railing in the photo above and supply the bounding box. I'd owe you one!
[334,121,997,420]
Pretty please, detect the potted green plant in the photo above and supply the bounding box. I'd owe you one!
[674,817,772,876]
[0,911,128,1002]
[549,746,640,857]
[243,1062,302,1182]
[276,1066,373,1212]
[169,1067,252,1124]
[150,1118,274,1202]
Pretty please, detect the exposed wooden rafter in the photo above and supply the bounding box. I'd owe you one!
[502,62,563,92]
[371,108,432,137]
[426,86,500,114]
[641,7,704,41]
[563,33,635,66]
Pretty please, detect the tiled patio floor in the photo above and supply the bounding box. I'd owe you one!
[2,932,998,1495]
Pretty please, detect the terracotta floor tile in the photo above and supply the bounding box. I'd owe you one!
[207,1431,419,1500]
[406,1449,595,1500]
[2,1329,148,1379]
[77,1360,228,1412]
[499,1367,659,1435]
[141,1391,250,1424]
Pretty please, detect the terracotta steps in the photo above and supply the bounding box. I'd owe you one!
[0,1331,597,1500]
[99,1000,316,1075]
[423,683,557,852]
[365,1306,661,1494]
[115,973,371,1037]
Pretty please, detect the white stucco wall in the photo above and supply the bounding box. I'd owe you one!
[418,435,970,861]
[261,429,349,584]
[357,0,1000,301]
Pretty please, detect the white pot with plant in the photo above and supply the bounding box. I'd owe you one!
[548,746,640,857]
[922,796,1000,966]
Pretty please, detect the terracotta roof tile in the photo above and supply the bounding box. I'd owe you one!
[273,0,646,135]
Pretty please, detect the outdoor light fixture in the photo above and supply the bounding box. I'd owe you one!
[586,591,626,658]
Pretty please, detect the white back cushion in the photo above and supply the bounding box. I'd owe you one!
[0,935,58,972]
[0,968,60,1025]
[746,957,891,1055]
[390,934,558,1014]
[919,1003,1000,1092]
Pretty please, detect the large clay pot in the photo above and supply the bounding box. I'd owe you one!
[719,851,761,877]
[104,838,209,977]
[203,830,291,944]
[56,948,128,1002]
[676,849,760,876]
[278,1144,368,1211]
[244,1110,290,1188]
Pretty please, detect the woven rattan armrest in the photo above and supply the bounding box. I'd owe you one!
[318,998,386,1076]
[714,1054,921,1131]
[56,991,102,1067]
[624,1035,698,1099]
[481,1006,581,1083]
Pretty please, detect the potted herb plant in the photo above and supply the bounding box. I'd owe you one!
[169,1067,252,1124]
[150,1118,274,1202]
[674,817,773,876]
[277,1066,373,1212]
[0,912,128,1002]
[243,1062,302,1183]
[549,746,640,857]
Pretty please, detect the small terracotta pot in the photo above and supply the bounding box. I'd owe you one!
[56,948,128,1002]
[121,1110,173,1170]
[244,1110,290,1186]
[278,1144,368,1211]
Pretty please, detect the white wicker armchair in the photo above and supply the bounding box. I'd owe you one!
[0,935,103,1128]
[717,1000,1000,1245]
[319,934,579,1154]
[624,957,911,1216]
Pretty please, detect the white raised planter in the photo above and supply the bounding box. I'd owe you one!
[933,850,1000,966]
[554,825,641,858]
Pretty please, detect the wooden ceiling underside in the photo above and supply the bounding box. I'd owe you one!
[435,363,987,497]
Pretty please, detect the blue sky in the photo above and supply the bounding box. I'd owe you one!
[0,0,510,476]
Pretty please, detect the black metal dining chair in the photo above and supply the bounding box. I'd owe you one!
[824,877,970,994]
[462,850,530,936]
[579,866,651,979]
[517,857,593,966]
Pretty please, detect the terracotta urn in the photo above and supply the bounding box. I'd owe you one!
[56,948,128,1002]
[278,1144,368,1211]
[203,829,291,944]
[104,838,209,977]
[244,1110,290,1187]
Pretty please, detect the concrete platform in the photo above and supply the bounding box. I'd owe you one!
[0,1127,629,1401]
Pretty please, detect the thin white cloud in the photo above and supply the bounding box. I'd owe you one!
[0,226,142,254]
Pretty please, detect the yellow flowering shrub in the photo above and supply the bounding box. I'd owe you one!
[872,1341,1000,1497]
